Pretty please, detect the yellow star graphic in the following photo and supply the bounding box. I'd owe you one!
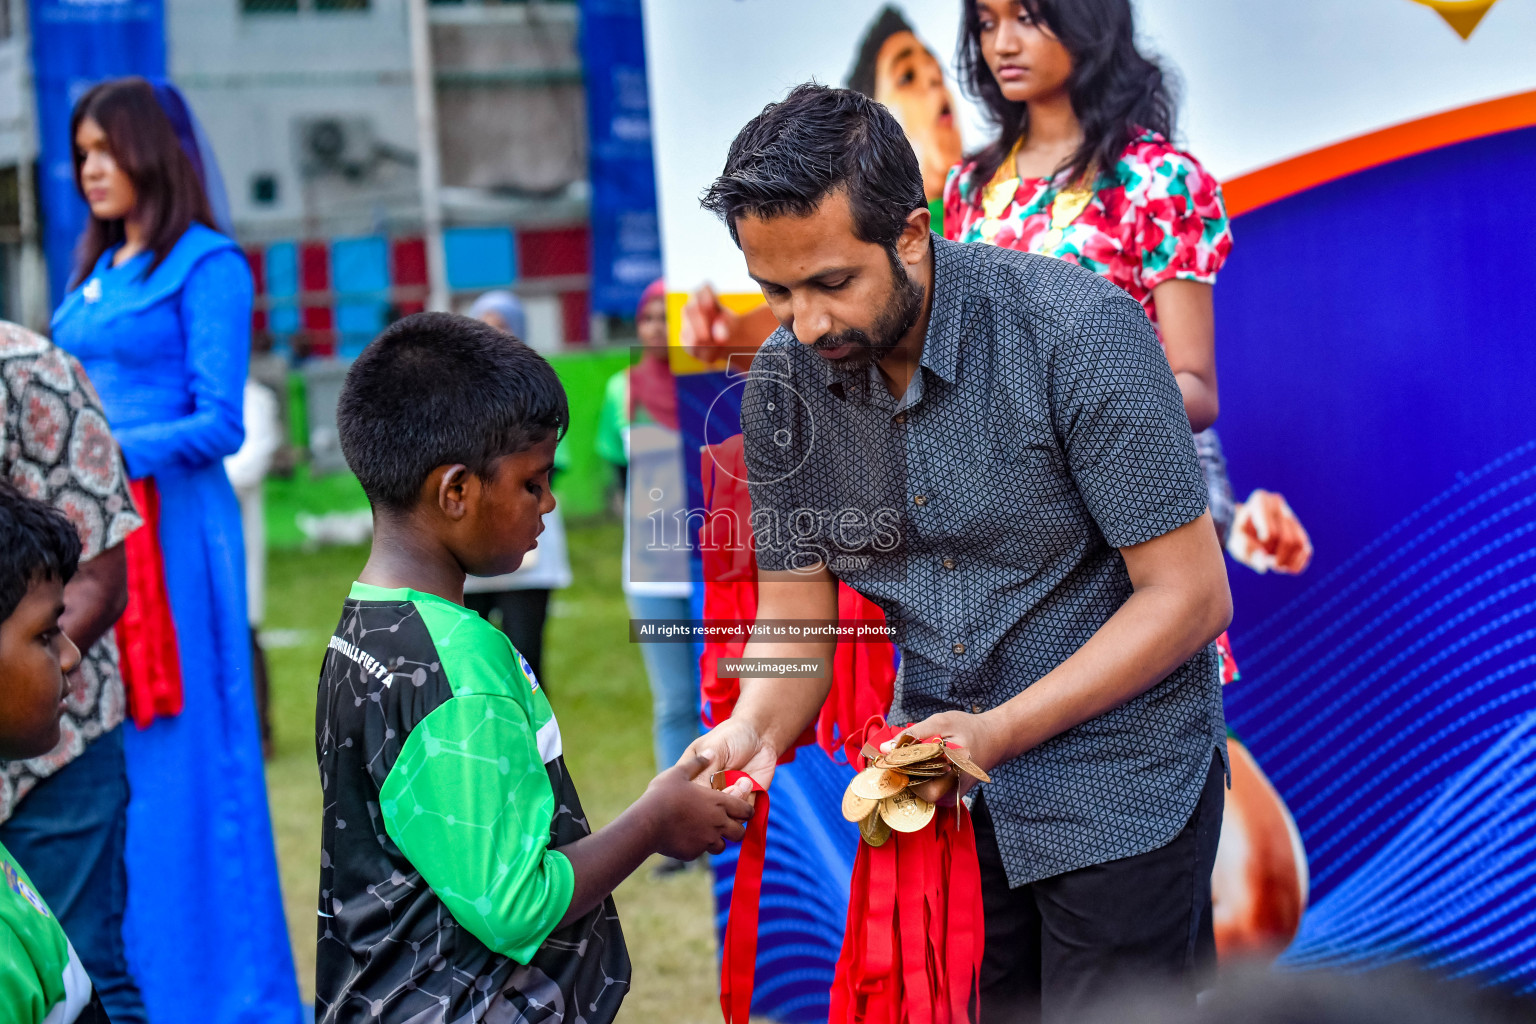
[1409,0,1502,39]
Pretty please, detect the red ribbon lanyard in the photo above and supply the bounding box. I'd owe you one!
[718,770,769,1024]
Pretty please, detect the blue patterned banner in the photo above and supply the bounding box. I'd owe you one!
[580,0,663,316]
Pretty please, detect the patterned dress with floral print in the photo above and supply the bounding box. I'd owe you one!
[0,321,142,823]
[943,130,1232,333]
[944,131,1240,682]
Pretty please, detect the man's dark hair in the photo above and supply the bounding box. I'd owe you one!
[0,482,82,624]
[337,312,569,513]
[846,6,916,98]
[700,83,927,251]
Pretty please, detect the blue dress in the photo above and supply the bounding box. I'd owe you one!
[53,224,302,1023]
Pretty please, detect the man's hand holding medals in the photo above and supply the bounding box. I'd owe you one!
[824,718,989,1024]
[841,734,994,846]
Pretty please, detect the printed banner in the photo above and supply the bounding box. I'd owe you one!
[580,0,664,316]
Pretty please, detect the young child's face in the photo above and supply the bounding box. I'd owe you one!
[0,576,81,761]
[460,435,560,578]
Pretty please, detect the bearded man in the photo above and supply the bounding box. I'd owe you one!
[692,83,1233,1023]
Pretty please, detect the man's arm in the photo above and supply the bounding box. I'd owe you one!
[60,543,128,653]
[684,564,841,791]
[908,513,1231,793]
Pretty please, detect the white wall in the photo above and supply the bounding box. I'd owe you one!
[167,0,418,238]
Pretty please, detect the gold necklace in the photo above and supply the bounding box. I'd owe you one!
[979,136,1094,254]
[980,137,1025,220]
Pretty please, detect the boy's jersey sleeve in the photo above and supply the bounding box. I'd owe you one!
[378,693,575,964]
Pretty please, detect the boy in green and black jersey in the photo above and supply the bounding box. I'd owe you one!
[316,313,752,1023]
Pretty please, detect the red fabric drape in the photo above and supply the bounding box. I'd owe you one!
[698,436,895,756]
[115,478,185,728]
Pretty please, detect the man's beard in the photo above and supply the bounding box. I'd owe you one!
[812,250,925,373]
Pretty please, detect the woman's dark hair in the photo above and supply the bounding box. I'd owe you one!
[701,83,926,253]
[0,482,82,625]
[957,0,1175,190]
[69,76,215,287]
[337,312,569,513]
[846,6,916,97]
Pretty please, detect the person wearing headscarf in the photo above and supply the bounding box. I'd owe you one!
[464,290,573,683]
[49,78,302,1023]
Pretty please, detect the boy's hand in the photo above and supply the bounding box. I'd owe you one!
[684,718,777,798]
[642,753,753,860]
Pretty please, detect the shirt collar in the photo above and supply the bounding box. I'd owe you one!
[917,235,963,385]
[824,234,963,401]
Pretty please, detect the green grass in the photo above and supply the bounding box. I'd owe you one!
[262,522,722,1022]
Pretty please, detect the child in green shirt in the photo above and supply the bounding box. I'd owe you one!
[316,313,752,1023]
[0,483,109,1023]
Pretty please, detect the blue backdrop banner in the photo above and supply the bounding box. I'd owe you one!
[29,0,166,309]
[580,0,663,316]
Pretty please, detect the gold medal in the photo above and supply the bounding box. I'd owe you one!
[842,788,878,823]
[860,808,892,847]
[880,790,936,833]
[882,741,944,767]
[943,746,992,784]
[851,767,909,801]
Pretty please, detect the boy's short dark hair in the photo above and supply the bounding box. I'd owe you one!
[700,82,926,252]
[0,482,82,623]
[337,311,569,513]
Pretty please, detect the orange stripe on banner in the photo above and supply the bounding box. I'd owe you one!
[1224,88,1536,217]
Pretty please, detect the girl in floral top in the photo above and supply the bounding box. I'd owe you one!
[944,0,1229,431]
[943,0,1310,572]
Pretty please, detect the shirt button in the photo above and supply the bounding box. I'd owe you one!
[942,557,956,570]
[894,412,907,424]
[913,494,928,506]
[971,704,982,715]
[952,642,966,655]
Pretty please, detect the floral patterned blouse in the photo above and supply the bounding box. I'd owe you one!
[942,131,1232,331]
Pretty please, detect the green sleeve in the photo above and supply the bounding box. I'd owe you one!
[0,925,50,1023]
[379,694,575,963]
[594,369,628,468]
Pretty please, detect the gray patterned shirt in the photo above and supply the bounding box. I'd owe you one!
[741,235,1226,885]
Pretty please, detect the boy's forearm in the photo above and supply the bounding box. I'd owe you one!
[553,802,659,927]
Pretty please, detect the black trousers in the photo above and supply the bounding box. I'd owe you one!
[974,751,1225,1024]
[464,588,551,686]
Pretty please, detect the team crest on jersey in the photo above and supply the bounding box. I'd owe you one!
[4,860,51,918]
[518,651,541,692]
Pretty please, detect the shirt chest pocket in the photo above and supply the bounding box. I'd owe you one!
[974,397,1084,548]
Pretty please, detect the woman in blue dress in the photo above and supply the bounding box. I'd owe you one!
[51,78,302,1023]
